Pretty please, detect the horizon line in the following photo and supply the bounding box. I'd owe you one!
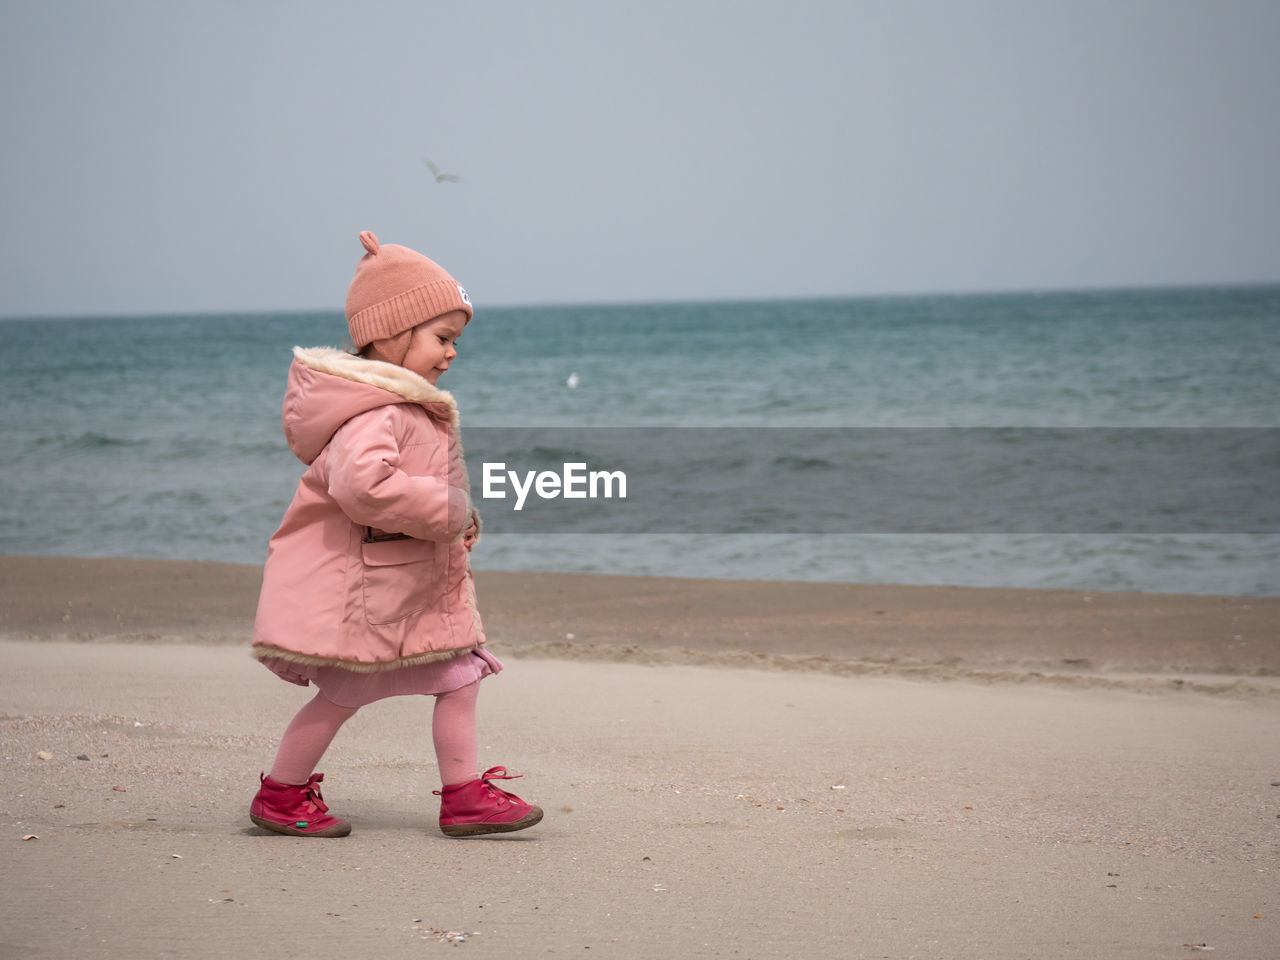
[3,278,1278,323]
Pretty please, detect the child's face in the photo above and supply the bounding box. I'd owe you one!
[404,310,468,384]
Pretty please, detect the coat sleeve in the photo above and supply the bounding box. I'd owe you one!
[324,406,471,543]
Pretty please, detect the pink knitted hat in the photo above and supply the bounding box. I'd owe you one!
[345,230,473,351]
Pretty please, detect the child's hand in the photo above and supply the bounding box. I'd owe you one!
[462,515,478,552]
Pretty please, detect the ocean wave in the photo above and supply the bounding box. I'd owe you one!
[32,431,151,451]
[771,455,834,470]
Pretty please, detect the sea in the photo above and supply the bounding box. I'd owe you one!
[2,286,1278,596]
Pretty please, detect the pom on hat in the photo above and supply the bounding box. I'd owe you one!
[345,230,472,350]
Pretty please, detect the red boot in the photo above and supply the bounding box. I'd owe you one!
[434,766,544,837]
[249,772,351,837]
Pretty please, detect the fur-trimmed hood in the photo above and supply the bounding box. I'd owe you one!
[282,346,460,465]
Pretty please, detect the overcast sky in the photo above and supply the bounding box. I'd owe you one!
[2,0,1278,317]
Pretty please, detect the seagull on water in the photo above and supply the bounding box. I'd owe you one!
[423,158,460,183]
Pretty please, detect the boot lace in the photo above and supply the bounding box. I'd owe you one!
[432,766,525,804]
[480,766,523,804]
[301,773,331,816]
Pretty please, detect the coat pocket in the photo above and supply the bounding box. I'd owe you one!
[360,536,441,625]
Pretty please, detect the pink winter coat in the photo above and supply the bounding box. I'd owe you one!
[251,346,484,673]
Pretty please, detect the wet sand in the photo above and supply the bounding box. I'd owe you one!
[2,555,1277,959]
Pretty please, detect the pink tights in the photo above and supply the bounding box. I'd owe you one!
[267,680,480,787]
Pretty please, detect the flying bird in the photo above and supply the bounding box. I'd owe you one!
[423,158,460,183]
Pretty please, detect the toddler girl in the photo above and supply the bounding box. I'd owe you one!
[248,230,541,838]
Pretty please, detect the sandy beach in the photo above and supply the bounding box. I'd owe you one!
[2,555,1277,959]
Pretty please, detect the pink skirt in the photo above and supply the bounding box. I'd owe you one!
[260,647,503,709]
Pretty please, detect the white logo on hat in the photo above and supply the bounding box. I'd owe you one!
[457,284,471,306]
